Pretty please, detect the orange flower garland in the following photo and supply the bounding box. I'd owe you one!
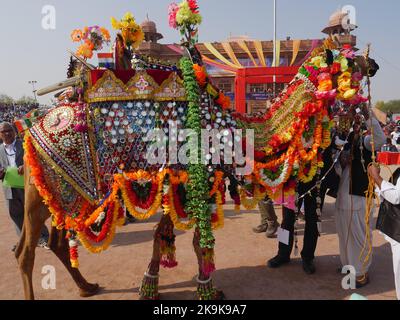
[84,181,120,227]
[297,157,323,184]
[216,92,231,110]
[320,120,334,149]
[78,199,122,254]
[209,171,224,196]
[167,185,196,231]
[211,190,224,229]
[296,117,323,162]
[254,151,295,191]
[115,170,165,220]
[193,64,207,87]
[24,134,66,229]
[239,184,267,210]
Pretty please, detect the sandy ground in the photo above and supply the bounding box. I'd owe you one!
[0,168,398,300]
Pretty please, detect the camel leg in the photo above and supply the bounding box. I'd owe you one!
[15,179,50,300]
[139,214,173,300]
[16,167,99,299]
[193,228,225,300]
[48,227,100,297]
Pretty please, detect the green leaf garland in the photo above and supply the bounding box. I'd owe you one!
[180,57,214,249]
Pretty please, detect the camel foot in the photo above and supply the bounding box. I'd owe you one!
[139,272,159,300]
[196,276,224,300]
[79,283,100,298]
[139,293,160,300]
[196,289,225,300]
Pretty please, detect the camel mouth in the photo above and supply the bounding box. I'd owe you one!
[354,56,380,78]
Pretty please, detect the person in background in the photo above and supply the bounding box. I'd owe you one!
[253,196,279,238]
[0,122,50,251]
[368,165,400,300]
[381,137,399,152]
[335,107,386,288]
[391,127,400,148]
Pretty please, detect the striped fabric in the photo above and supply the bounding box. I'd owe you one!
[97,53,114,69]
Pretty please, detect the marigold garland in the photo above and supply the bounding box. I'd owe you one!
[78,199,122,254]
[172,184,188,218]
[193,64,207,87]
[215,92,231,110]
[209,171,224,197]
[115,171,164,220]
[298,157,319,184]
[239,185,267,210]
[211,190,224,229]
[83,202,121,243]
[166,180,196,231]
[24,134,66,229]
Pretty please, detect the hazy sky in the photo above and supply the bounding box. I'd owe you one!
[0,0,399,104]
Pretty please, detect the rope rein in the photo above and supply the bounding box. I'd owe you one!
[359,44,376,279]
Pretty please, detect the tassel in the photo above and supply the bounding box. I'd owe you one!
[68,237,79,268]
[201,248,216,278]
[159,206,178,269]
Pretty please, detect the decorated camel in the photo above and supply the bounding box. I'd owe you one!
[15,1,379,300]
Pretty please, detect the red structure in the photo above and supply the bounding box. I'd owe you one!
[234,66,299,114]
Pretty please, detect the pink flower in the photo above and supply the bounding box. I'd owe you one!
[352,72,363,82]
[315,89,337,100]
[348,94,368,106]
[168,3,179,29]
[341,48,356,59]
[305,66,318,78]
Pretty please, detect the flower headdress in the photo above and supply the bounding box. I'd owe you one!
[71,26,111,60]
[111,12,144,49]
[168,0,202,47]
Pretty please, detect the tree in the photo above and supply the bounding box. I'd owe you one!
[376,100,400,113]
[15,95,37,105]
[376,100,385,111]
[0,94,14,104]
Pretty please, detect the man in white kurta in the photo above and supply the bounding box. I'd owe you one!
[368,165,400,300]
[335,115,386,285]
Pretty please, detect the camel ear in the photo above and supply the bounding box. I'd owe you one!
[326,49,334,65]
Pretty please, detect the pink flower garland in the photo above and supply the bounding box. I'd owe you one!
[168,3,179,29]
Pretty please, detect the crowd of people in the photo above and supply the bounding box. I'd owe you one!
[0,103,39,124]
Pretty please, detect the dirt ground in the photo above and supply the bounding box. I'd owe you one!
[0,168,398,300]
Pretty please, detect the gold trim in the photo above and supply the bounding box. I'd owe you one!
[85,70,189,103]
[126,70,160,100]
[154,72,187,102]
[86,107,102,200]
[85,70,133,103]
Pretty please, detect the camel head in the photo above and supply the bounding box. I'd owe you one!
[298,41,379,107]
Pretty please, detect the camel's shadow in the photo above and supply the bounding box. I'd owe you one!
[93,244,396,300]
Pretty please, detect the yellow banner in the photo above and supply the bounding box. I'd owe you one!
[254,40,266,67]
[204,43,239,69]
[272,40,281,67]
[222,42,243,67]
[290,40,301,66]
[236,40,258,67]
